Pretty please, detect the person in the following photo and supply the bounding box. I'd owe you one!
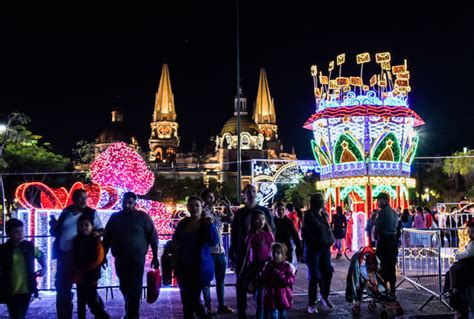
[230,184,275,319]
[286,203,301,234]
[400,208,413,247]
[256,243,296,319]
[444,220,474,318]
[173,196,219,319]
[200,189,235,315]
[274,202,303,263]
[50,189,103,319]
[345,211,354,251]
[374,193,399,295]
[103,192,159,319]
[72,214,109,319]
[424,206,434,228]
[366,209,378,247]
[0,219,46,319]
[302,193,335,314]
[413,206,426,229]
[245,210,275,319]
[330,206,347,258]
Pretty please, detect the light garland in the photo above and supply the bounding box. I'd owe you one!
[316,176,416,190]
[90,142,155,195]
[340,185,367,201]
[372,185,398,199]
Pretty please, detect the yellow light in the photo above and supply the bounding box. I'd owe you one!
[375,52,391,63]
[337,53,346,65]
[329,80,338,89]
[329,61,335,72]
[336,77,350,86]
[319,73,329,84]
[350,76,363,87]
[311,65,318,76]
[356,52,371,64]
[392,65,406,74]
[370,75,377,87]
[381,61,391,70]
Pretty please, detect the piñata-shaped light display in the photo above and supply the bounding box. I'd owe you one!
[90,142,155,195]
[305,53,424,216]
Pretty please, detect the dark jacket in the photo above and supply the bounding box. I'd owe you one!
[274,216,303,258]
[0,240,38,300]
[230,205,275,262]
[172,217,219,287]
[72,235,105,284]
[302,210,335,248]
[331,213,347,239]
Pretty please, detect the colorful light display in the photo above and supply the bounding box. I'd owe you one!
[306,53,424,221]
[90,142,155,195]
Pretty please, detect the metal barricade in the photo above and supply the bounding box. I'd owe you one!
[398,227,465,310]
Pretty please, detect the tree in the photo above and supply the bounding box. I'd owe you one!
[443,149,474,177]
[72,140,96,167]
[0,113,70,216]
[284,175,318,209]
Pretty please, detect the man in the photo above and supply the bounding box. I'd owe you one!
[302,193,335,314]
[286,203,301,234]
[200,189,235,315]
[103,192,159,319]
[374,192,399,295]
[274,202,303,263]
[50,189,103,319]
[230,184,275,319]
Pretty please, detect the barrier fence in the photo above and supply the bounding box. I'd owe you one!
[397,226,468,310]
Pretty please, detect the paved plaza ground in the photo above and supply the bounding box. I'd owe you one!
[0,252,459,318]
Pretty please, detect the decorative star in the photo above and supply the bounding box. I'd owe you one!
[270,164,277,172]
[264,168,271,175]
[254,166,263,175]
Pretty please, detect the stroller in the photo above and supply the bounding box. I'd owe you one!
[345,246,404,318]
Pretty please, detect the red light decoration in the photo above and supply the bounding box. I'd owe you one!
[303,105,425,129]
[15,181,116,210]
[90,142,155,195]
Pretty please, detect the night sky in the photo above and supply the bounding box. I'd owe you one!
[1,4,473,159]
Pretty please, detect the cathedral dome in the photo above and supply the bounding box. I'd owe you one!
[220,115,260,136]
[96,110,136,145]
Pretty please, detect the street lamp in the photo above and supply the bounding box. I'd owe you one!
[0,124,6,133]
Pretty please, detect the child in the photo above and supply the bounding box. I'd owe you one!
[72,214,109,319]
[245,210,275,319]
[445,220,474,318]
[257,243,296,319]
[0,218,46,319]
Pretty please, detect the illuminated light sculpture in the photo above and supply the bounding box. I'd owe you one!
[90,142,155,195]
[306,53,424,232]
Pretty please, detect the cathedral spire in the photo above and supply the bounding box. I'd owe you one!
[153,64,176,122]
[253,68,276,125]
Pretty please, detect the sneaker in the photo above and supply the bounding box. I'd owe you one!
[218,305,235,314]
[319,297,333,310]
[206,306,215,315]
[307,305,318,314]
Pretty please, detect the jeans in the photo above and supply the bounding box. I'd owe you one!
[6,293,31,319]
[236,258,248,318]
[263,308,287,319]
[77,284,109,319]
[115,257,145,319]
[254,286,264,319]
[376,235,398,293]
[334,239,343,253]
[305,244,333,305]
[55,251,74,319]
[202,253,227,308]
[179,283,206,319]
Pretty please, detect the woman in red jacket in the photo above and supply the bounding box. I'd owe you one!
[256,243,296,319]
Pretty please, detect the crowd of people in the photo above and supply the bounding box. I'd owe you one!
[0,185,473,318]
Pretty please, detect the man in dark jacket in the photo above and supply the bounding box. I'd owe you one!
[374,192,399,295]
[274,202,303,263]
[302,193,335,314]
[230,184,275,319]
[103,192,159,319]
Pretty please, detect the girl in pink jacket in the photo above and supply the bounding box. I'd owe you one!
[257,243,296,319]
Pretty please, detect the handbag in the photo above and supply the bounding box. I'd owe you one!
[146,269,162,303]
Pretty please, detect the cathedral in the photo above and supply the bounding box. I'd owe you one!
[95,64,296,187]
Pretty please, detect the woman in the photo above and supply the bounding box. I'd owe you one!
[330,206,347,258]
[302,193,335,314]
[400,209,412,247]
[173,196,219,319]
